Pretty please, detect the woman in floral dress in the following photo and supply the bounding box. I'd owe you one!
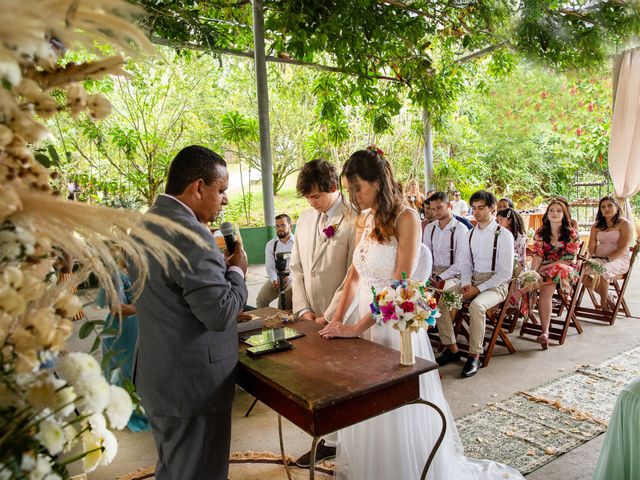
[512,200,580,349]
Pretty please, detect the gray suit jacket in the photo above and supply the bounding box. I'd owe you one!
[129,195,248,417]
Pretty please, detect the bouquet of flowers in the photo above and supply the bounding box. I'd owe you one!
[370,276,440,332]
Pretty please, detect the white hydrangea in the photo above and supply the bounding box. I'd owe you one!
[73,373,110,414]
[105,385,133,430]
[35,418,65,455]
[56,352,101,383]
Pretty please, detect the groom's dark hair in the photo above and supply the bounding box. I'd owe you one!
[296,159,338,196]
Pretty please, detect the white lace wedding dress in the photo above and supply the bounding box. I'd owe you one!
[334,211,523,480]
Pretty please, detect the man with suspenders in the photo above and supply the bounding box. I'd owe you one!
[256,214,294,309]
[422,191,470,289]
[435,190,514,378]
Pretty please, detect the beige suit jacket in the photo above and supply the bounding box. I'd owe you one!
[290,200,358,324]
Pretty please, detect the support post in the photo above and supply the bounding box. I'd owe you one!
[422,109,434,193]
[252,0,276,234]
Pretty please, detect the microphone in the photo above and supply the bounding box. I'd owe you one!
[219,222,236,255]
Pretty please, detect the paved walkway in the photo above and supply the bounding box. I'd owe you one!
[71,264,640,480]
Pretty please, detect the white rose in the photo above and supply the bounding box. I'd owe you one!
[28,454,52,480]
[98,429,118,466]
[35,418,65,455]
[87,413,107,435]
[81,430,103,473]
[73,373,110,414]
[105,385,133,430]
[56,352,101,383]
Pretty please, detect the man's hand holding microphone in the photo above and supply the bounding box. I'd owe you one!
[220,222,248,275]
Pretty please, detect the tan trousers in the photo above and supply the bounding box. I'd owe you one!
[256,280,293,309]
[436,272,508,355]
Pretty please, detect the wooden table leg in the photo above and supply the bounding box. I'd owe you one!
[278,414,294,480]
[411,399,447,480]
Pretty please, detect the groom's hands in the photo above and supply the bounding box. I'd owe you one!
[300,311,316,321]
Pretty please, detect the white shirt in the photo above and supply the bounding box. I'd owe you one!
[158,194,245,279]
[318,194,344,235]
[452,199,469,217]
[422,216,468,279]
[459,219,514,292]
[264,235,295,282]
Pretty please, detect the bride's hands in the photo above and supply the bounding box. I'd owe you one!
[319,321,357,339]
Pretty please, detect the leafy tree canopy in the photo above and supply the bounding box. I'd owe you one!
[136,0,640,127]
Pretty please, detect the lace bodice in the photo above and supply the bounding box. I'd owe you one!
[353,211,424,290]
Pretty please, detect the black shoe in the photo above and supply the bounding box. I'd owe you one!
[294,439,336,468]
[436,349,461,366]
[461,357,480,378]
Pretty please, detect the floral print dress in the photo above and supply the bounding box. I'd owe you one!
[531,227,581,295]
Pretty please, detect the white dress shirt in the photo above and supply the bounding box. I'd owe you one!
[318,195,344,235]
[264,235,295,282]
[459,219,514,292]
[422,216,468,280]
[452,199,469,217]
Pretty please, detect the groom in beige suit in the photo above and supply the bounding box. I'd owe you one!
[290,158,358,466]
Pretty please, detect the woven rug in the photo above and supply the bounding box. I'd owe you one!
[117,451,334,480]
[457,345,640,474]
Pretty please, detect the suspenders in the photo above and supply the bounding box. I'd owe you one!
[430,222,456,266]
[468,225,501,272]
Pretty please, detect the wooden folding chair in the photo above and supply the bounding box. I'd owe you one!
[519,272,584,345]
[572,241,639,325]
[451,279,517,367]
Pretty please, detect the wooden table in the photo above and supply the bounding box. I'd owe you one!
[237,309,444,480]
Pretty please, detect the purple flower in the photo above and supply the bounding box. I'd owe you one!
[323,225,336,238]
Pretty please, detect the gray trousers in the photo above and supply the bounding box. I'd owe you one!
[149,409,232,480]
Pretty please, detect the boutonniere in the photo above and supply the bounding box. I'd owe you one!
[323,223,339,239]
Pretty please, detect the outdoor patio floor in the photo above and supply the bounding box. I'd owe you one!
[69,264,640,480]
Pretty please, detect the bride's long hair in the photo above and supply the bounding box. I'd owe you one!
[341,147,405,243]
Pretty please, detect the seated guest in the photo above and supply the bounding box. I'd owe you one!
[423,194,473,232]
[405,179,425,217]
[583,196,633,310]
[423,191,468,332]
[498,197,514,211]
[496,208,527,274]
[436,190,514,378]
[555,196,579,230]
[256,214,294,309]
[593,377,640,480]
[513,199,580,350]
[451,190,469,217]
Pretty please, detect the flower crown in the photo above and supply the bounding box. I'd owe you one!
[367,145,385,157]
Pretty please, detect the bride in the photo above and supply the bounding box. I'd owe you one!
[318,147,524,480]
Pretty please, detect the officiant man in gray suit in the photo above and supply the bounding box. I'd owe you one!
[130,145,248,480]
